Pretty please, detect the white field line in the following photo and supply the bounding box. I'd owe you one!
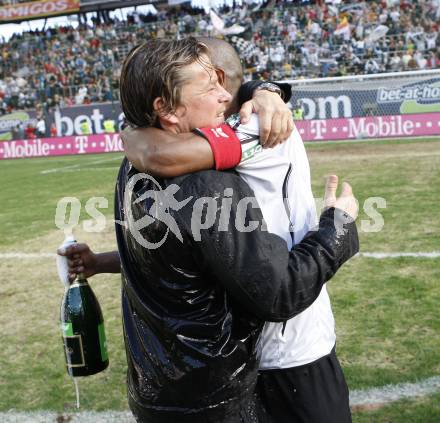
[43,166,119,173]
[304,135,440,146]
[40,156,123,175]
[350,375,440,406]
[1,252,440,260]
[0,252,56,258]
[308,149,440,161]
[357,252,440,259]
[0,411,136,423]
[0,376,439,421]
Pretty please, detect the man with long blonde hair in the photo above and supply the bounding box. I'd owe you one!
[113,37,358,422]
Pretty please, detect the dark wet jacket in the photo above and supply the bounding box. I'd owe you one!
[114,158,359,423]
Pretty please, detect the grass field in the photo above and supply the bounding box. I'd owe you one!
[0,138,439,422]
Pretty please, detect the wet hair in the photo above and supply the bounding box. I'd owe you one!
[120,37,212,127]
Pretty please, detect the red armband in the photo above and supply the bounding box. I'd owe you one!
[193,124,242,170]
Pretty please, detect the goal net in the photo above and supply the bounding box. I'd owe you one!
[282,69,440,141]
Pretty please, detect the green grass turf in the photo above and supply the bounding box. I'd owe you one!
[0,153,123,248]
[0,271,128,411]
[307,137,440,252]
[352,392,440,423]
[329,257,440,389]
[0,138,439,418]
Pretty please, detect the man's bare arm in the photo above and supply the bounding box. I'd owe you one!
[122,91,292,175]
[122,126,214,176]
[56,176,357,283]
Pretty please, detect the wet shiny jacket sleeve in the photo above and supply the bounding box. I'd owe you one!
[173,171,359,322]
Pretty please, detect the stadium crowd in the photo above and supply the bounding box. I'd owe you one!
[0,0,35,5]
[0,0,440,114]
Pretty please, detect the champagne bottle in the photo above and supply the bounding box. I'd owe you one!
[58,236,109,377]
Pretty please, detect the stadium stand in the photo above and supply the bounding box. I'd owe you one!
[0,0,40,5]
[0,0,439,114]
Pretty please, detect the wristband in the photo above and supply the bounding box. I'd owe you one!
[193,124,242,170]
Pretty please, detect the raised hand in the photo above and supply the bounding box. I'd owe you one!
[323,175,358,220]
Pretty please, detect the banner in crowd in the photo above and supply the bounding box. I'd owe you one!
[0,0,80,22]
[294,112,440,141]
[1,113,439,160]
[0,133,123,160]
[290,76,440,120]
[0,103,122,141]
[0,111,35,141]
[2,74,440,141]
[49,103,124,137]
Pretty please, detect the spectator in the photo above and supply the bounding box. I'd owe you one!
[80,119,91,135]
[389,52,403,71]
[364,48,381,74]
[103,117,116,133]
[292,100,304,120]
[402,50,413,68]
[427,50,440,69]
[50,123,58,137]
[414,50,427,69]
[407,54,419,70]
[24,123,36,139]
[36,116,46,137]
[75,85,88,105]
[0,0,439,111]
[11,124,20,140]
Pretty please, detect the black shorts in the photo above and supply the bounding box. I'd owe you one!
[256,347,352,423]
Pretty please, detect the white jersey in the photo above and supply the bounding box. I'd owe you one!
[233,114,336,368]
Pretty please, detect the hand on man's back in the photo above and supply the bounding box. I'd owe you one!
[239,90,295,148]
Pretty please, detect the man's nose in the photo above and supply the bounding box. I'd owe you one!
[218,85,232,103]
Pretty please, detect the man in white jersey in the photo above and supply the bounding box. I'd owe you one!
[233,113,351,422]
[59,38,354,422]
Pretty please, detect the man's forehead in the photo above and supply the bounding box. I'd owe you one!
[182,60,216,87]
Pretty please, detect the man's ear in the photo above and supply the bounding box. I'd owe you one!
[216,68,226,87]
[153,97,179,125]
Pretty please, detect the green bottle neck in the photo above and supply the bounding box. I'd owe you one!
[73,273,88,284]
